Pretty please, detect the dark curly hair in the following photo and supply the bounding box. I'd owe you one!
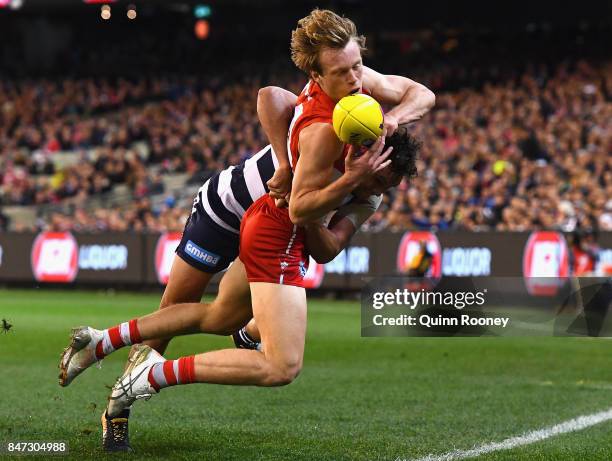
[385,125,421,179]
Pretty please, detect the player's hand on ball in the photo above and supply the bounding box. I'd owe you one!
[267,165,292,200]
[345,129,393,180]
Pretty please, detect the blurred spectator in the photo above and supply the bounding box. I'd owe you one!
[0,207,9,231]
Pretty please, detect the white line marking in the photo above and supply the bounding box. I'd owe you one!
[530,379,612,391]
[411,407,612,461]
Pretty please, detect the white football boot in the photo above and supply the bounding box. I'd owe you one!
[107,344,164,418]
[59,326,103,387]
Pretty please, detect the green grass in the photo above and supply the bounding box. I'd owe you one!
[0,289,611,460]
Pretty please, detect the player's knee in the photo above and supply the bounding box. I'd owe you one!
[159,286,206,310]
[158,290,187,310]
[158,297,172,310]
[265,359,302,386]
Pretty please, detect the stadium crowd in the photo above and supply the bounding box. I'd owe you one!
[1,47,610,234]
[29,198,186,234]
[366,59,612,233]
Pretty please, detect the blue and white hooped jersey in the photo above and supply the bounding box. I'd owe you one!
[193,145,278,234]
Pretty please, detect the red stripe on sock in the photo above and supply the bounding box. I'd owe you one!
[128,319,141,344]
[95,340,104,360]
[189,356,196,383]
[147,366,160,392]
[179,355,196,384]
[162,360,177,386]
[108,326,123,350]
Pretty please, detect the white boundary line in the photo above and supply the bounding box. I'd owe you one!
[411,407,612,461]
[532,379,612,391]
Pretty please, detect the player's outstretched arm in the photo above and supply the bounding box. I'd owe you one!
[257,86,297,200]
[362,66,435,134]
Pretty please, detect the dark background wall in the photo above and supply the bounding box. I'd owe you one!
[1,0,610,78]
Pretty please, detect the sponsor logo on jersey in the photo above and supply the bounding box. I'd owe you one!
[31,232,79,282]
[523,231,569,296]
[185,240,220,267]
[155,232,182,285]
[299,260,307,278]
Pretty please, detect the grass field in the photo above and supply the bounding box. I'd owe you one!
[1,288,611,460]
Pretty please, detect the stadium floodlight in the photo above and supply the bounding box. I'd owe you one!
[194,4,211,18]
[9,0,23,9]
[101,6,111,20]
[127,4,136,20]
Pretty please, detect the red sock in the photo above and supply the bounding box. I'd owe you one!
[95,319,142,360]
[147,356,196,391]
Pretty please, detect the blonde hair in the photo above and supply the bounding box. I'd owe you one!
[291,9,366,76]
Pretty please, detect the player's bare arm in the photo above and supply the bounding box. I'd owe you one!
[305,193,383,263]
[362,66,435,134]
[304,204,359,264]
[257,86,297,200]
[305,222,346,264]
[289,123,390,225]
[305,216,356,264]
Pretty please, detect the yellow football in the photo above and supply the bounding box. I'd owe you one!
[332,93,384,145]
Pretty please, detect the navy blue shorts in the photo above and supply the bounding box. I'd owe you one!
[175,206,239,274]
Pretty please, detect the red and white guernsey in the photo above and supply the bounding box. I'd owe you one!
[240,81,364,287]
[287,81,351,175]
